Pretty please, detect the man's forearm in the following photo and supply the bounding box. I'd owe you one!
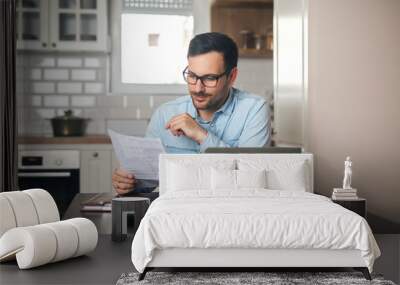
[199,131,232,152]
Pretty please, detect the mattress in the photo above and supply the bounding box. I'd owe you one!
[131,190,380,273]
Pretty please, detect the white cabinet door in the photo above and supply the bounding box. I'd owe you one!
[17,0,108,51]
[49,0,108,51]
[80,150,112,193]
[16,0,49,50]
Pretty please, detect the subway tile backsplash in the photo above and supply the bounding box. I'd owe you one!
[43,69,69,81]
[84,57,101,68]
[57,82,83,94]
[43,95,69,107]
[57,57,82,67]
[32,82,55,94]
[71,69,97,81]
[17,52,273,137]
[29,69,42,80]
[107,120,148,136]
[71,96,96,107]
[84,82,104,94]
[30,56,56,67]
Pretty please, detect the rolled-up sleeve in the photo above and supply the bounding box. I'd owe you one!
[145,108,161,139]
[199,131,230,152]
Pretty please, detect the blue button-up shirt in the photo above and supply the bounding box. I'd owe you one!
[145,87,271,154]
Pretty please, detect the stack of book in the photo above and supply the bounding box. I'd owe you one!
[81,193,113,212]
[332,188,358,200]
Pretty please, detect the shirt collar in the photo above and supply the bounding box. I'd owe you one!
[215,87,236,116]
[187,87,237,121]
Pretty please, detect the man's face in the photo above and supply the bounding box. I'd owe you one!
[186,51,235,112]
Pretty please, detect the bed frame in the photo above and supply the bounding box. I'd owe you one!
[138,154,372,281]
[140,248,371,280]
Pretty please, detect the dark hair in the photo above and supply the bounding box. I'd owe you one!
[187,32,238,72]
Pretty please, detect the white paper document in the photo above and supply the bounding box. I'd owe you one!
[108,129,165,180]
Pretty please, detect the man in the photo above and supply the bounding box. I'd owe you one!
[113,32,271,195]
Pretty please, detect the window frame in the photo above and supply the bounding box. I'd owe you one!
[111,0,209,96]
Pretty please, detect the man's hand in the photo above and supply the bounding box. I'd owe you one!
[112,168,135,195]
[165,113,208,144]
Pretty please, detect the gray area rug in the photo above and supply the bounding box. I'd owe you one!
[116,271,396,285]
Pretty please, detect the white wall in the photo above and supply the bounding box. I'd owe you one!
[307,0,400,233]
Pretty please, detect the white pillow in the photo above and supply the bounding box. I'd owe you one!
[211,168,267,190]
[238,159,308,191]
[266,166,307,191]
[237,169,267,189]
[166,159,235,192]
[211,168,236,190]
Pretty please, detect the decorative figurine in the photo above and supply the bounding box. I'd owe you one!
[342,156,352,189]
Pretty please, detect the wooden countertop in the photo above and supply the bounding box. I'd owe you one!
[18,135,111,144]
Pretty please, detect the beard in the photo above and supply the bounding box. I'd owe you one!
[190,91,214,110]
[190,90,229,111]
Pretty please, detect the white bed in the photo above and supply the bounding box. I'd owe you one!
[131,154,380,280]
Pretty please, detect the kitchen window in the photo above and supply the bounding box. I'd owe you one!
[111,0,199,95]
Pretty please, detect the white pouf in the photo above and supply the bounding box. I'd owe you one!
[0,189,98,269]
[24,188,60,223]
[1,191,39,227]
[0,196,17,237]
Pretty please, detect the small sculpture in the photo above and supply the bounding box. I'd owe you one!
[342,156,352,189]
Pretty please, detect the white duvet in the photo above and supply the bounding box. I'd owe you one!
[131,190,380,273]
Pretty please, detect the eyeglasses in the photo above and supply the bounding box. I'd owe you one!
[182,67,230,88]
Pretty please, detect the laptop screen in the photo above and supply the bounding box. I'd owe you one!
[204,147,302,153]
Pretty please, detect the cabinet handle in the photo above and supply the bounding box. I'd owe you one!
[93,152,99,158]
[52,43,56,48]
[42,42,47,47]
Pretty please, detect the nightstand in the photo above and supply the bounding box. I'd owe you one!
[112,197,150,242]
[332,198,366,218]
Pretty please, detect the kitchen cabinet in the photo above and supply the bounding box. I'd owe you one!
[211,0,273,58]
[80,150,112,193]
[16,0,49,50]
[18,142,115,193]
[16,0,108,51]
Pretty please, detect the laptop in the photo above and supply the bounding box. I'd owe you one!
[204,147,302,154]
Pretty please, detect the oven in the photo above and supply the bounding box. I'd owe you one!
[18,150,80,218]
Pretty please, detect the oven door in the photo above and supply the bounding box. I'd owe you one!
[18,169,79,218]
